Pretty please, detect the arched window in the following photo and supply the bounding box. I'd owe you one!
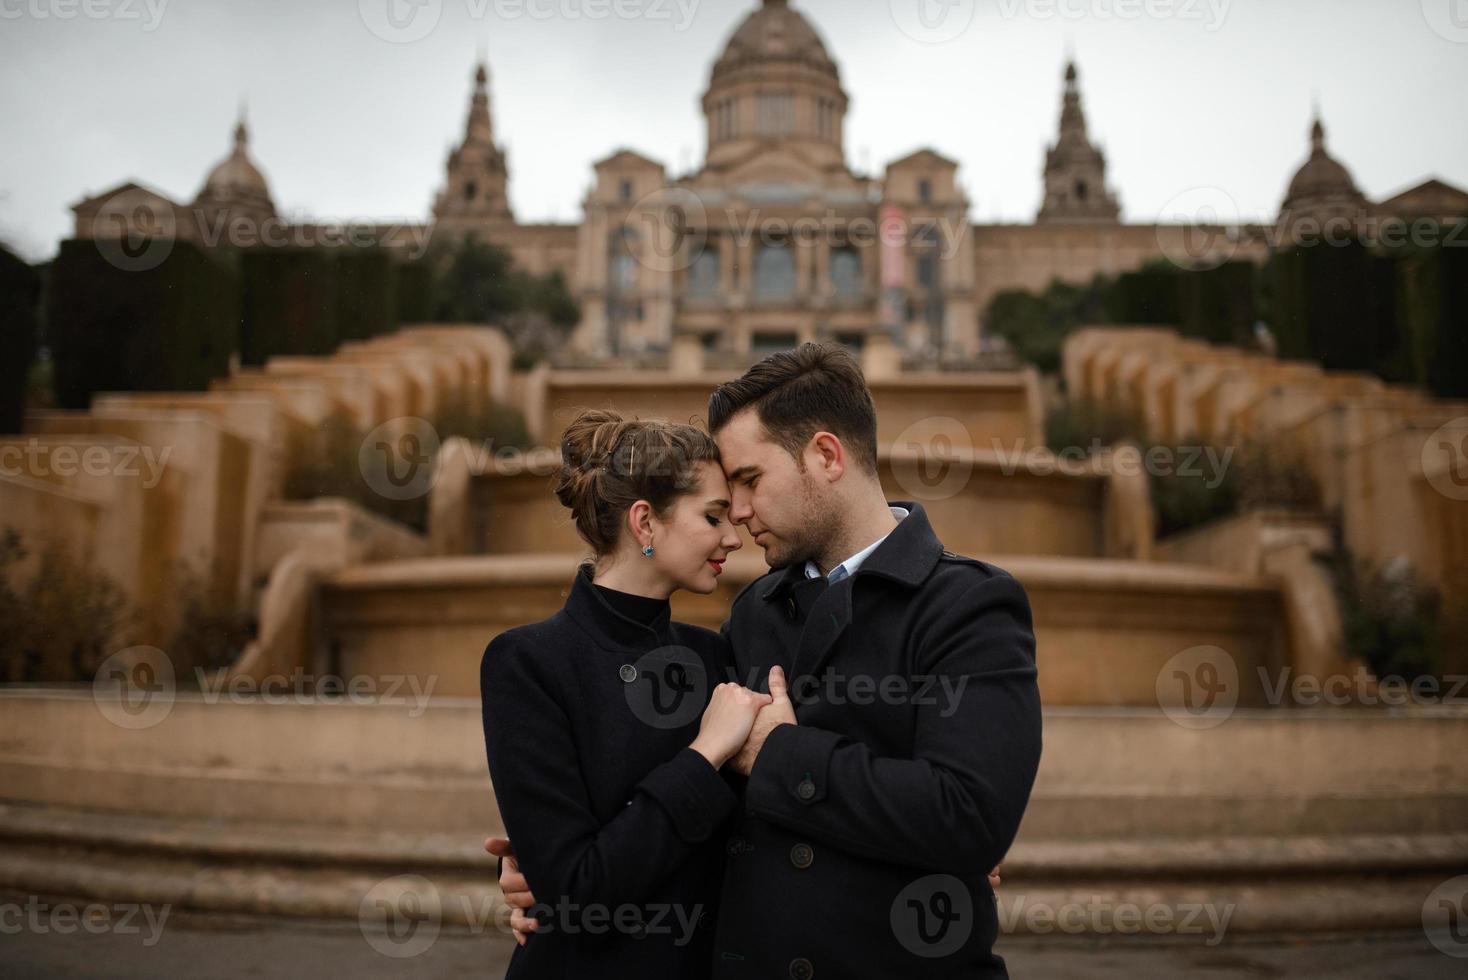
[753,242,795,300]
[1075,180,1089,202]
[464,181,477,202]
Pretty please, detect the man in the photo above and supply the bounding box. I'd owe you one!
[492,343,1042,977]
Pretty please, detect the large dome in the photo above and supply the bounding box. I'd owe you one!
[195,117,275,217]
[711,0,839,84]
[1284,119,1362,203]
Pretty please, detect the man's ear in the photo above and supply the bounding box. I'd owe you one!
[809,431,845,482]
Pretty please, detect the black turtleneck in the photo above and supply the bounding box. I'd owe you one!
[593,581,670,628]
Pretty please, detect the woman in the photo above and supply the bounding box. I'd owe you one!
[480,408,766,979]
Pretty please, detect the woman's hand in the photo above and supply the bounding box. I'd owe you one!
[689,682,773,769]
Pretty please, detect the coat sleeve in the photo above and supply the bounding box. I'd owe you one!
[742,572,1042,875]
[480,632,736,919]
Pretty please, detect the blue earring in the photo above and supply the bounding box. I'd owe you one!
[642,545,655,558]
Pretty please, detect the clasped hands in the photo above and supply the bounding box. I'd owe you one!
[692,663,798,776]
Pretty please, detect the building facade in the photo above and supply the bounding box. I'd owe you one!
[73,0,1468,366]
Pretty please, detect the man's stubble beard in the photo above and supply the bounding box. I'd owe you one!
[760,477,844,572]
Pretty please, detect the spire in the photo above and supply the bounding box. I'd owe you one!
[1037,58,1119,224]
[234,103,249,152]
[464,59,493,147]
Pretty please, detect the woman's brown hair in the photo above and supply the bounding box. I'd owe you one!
[554,409,722,556]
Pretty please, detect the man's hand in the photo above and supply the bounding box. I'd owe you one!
[486,837,538,946]
[729,665,797,776]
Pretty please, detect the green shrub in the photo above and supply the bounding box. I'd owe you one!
[332,249,397,343]
[1264,241,1384,372]
[395,259,435,324]
[1321,550,1444,682]
[1103,265,1181,325]
[281,410,428,532]
[1044,397,1147,451]
[0,527,137,683]
[1398,237,1468,398]
[47,239,239,409]
[434,392,532,449]
[985,275,1110,374]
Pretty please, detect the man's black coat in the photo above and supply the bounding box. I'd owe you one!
[712,500,1042,979]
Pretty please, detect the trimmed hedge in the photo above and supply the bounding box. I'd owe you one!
[48,238,239,410]
[1399,238,1468,398]
[0,246,41,432]
[333,248,397,343]
[1266,241,1384,372]
[1178,262,1257,346]
[395,259,434,324]
[238,247,337,366]
[1103,268,1181,325]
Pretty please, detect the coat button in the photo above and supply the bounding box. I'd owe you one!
[726,836,746,857]
[619,664,637,683]
[790,843,813,869]
[789,957,814,980]
[796,779,816,801]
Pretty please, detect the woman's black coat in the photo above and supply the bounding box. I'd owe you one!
[480,562,734,979]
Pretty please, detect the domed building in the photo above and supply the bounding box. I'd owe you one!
[1276,113,1369,245]
[192,113,278,237]
[574,0,974,361]
[69,0,1468,365]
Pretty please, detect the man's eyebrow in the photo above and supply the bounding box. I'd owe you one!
[725,465,760,482]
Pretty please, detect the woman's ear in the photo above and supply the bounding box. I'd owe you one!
[625,500,655,549]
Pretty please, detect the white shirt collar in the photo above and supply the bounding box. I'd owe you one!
[804,506,911,582]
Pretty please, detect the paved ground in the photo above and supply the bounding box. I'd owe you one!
[0,900,1460,980]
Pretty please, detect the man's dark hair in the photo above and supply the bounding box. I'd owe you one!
[707,342,879,475]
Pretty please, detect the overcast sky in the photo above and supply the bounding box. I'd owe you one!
[1,0,1465,261]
